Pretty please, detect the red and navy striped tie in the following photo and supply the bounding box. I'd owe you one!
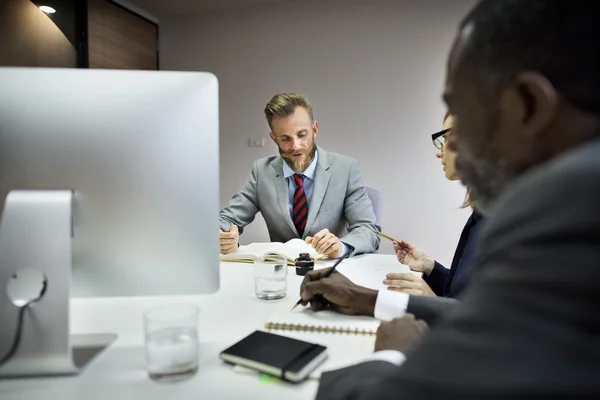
[293,174,308,237]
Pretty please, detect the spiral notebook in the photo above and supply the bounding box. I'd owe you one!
[264,298,381,335]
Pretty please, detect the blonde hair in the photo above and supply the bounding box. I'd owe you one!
[443,111,476,210]
[461,187,477,210]
[264,93,313,130]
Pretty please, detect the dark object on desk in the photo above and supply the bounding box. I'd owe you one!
[220,330,327,382]
[291,249,351,311]
[295,253,315,276]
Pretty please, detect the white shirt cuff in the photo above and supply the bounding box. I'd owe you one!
[374,289,409,322]
[365,350,407,367]
[340,242,352,257]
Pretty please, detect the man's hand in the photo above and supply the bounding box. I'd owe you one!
[374,314,429,353]
[219,225,239,254]
[306,228,343,258]
[393,240,435,275]
[383,272,436,297]
[299,269,378,316]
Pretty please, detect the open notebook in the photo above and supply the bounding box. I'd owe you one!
[220,238,324,266]
[264,298,381,335]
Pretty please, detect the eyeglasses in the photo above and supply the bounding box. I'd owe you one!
[431,128,451,150]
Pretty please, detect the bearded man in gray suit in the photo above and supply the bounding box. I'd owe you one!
[219,93,379,258]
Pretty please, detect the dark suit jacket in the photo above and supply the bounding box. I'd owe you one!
[404,213,482,326]
[426,212,482,297]
[317,139,600,399]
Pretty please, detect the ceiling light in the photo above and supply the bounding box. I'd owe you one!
[39,6,56,14]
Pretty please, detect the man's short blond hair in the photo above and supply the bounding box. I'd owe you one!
[264,93,313,130]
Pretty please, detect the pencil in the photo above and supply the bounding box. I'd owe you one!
[377,231,401,243]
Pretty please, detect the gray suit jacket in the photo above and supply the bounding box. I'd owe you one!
[219,147,379,255]
[317,139,600,399]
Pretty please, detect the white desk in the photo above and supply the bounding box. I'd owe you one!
[0,254,408,400]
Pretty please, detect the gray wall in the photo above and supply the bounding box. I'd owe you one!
[160,0,476,266]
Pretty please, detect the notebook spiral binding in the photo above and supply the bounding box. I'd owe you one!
[264,322,376,335]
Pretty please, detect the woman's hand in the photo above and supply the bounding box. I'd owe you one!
[383,273,436,297]
[393,240,435,275]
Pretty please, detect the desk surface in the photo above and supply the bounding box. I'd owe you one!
[0,254,409,400]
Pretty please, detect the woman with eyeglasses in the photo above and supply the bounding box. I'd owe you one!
[383,112,482,298]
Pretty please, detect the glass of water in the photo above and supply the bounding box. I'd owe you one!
[144,304,199,382]
[254,255,288,300]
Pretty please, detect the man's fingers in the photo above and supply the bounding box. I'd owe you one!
[317,236,337,254]
[312,229,329,243]
[219,239,237,246]
[305,269,326,281]
[221,247,236,254]
[313,232,339,254]
[309,296,327,311]
[319,241,335,256]
[299,269,329,297]
[402,313,416,321]
[220,231,238,239]
[416,319,429,334]
[220,242,237,250]
[311,232,330,247]
[305,236,313,244]
[301,279,330,302]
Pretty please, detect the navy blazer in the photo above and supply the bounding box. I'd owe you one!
[424,211,482,298]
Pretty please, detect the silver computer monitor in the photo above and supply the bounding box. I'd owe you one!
[0,67,220,376]
[0,67,220,298]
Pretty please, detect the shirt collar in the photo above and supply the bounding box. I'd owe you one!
[283,149,319,180]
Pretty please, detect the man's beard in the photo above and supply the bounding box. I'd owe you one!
[280,141,317,173]
[456,154,513,215]
[454,107,517,215]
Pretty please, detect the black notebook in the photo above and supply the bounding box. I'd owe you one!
[220,330,328,382]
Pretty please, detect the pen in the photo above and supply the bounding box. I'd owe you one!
[290,249,351,311]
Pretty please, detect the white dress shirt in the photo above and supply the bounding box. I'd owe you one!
[282,150,351,254]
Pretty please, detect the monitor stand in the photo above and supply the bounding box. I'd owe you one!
[0,190,116,377]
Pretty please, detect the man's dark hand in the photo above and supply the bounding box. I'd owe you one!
[374,314,429,353]
[299,269,378,316]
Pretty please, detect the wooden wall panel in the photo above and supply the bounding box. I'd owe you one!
[87,0,157,70]
[0,0,77,67]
